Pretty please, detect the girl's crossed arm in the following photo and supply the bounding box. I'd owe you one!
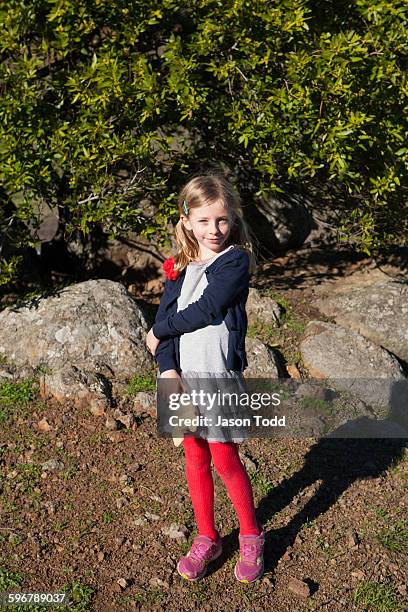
[151,251,249,343]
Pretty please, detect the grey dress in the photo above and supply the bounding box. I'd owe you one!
[177,245,251,443]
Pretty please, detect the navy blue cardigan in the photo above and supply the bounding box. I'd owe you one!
[153,247,250,374]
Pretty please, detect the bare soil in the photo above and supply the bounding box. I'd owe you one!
[1,246,407,612]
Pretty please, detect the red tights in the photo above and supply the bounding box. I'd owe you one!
[183,436,260,540]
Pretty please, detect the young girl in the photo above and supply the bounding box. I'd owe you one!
[146,173,265,583]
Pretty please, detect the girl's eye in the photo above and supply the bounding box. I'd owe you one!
[197,219,228,223]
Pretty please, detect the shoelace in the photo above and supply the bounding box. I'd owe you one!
[189,542,216,563]
[241,542,260,565]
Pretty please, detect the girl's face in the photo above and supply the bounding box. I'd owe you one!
[181,200,233,259]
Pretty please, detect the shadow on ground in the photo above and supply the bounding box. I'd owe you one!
[212,380,407,578]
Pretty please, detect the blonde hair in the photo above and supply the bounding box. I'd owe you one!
[173,173,257,274]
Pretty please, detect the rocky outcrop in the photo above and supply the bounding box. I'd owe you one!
[314,281,408,363]
[300,321,405,408]
[245,337,281,378]
[246,288,282,327]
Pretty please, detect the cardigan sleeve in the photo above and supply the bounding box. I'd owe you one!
[152,251,249,338]
[153,279,180,373]
[155,339,179,374]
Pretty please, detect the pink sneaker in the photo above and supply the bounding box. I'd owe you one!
[177,534,222,581]
[234,530,265,583]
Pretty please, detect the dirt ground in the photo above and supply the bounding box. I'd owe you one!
[1,245,407,612]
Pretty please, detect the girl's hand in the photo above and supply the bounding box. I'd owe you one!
[160,369,181,379]
[146,327,160,356]
[158,369,187,400]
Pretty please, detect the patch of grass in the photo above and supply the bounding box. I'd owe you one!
[353,581,401,612]
[9,533,24,547]
[131,587,166,605]
[191,581,208,606]
[2,498,19,513]
[15,463,42,493]
[98,481,113,495]
[281,461,298,479]
[87,431,104,445]
[249,471,273,497]
[302,517,316,529]
[76,518,97,538]
[299,396,333,413]
[126,371,156,395]
[0,568,24,591]
[245,378,291,400]
[377,519,408,554]
[61,457,80,480]
[63,581,95,611]
[247,321,280,341]
[315,536,331,554]
[64,465,80,479]
[0,378,37,406]
[260,289,290,310]
[53,520,69,532]
[0,379,38,422]
[26,491,42,512]
[260,289,305,331]
[285,319,306,333]
[291,349,302,363]
[34,363,53,375]
[180,539,191,555]
[116,594,136,606]
[9,429,39,453]
[133,496,148,513]
[369,505,388,519]
[102,511,115,525]
[167,506,194,531]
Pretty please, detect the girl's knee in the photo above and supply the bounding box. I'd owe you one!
[210,441,244,481]
[212,461,234,481]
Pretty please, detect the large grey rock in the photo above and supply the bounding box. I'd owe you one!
[300,321,405,409]
[314,281,408,362]
[0,279,152,381]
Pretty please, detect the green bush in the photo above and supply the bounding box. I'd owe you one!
[1,0,407,286]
